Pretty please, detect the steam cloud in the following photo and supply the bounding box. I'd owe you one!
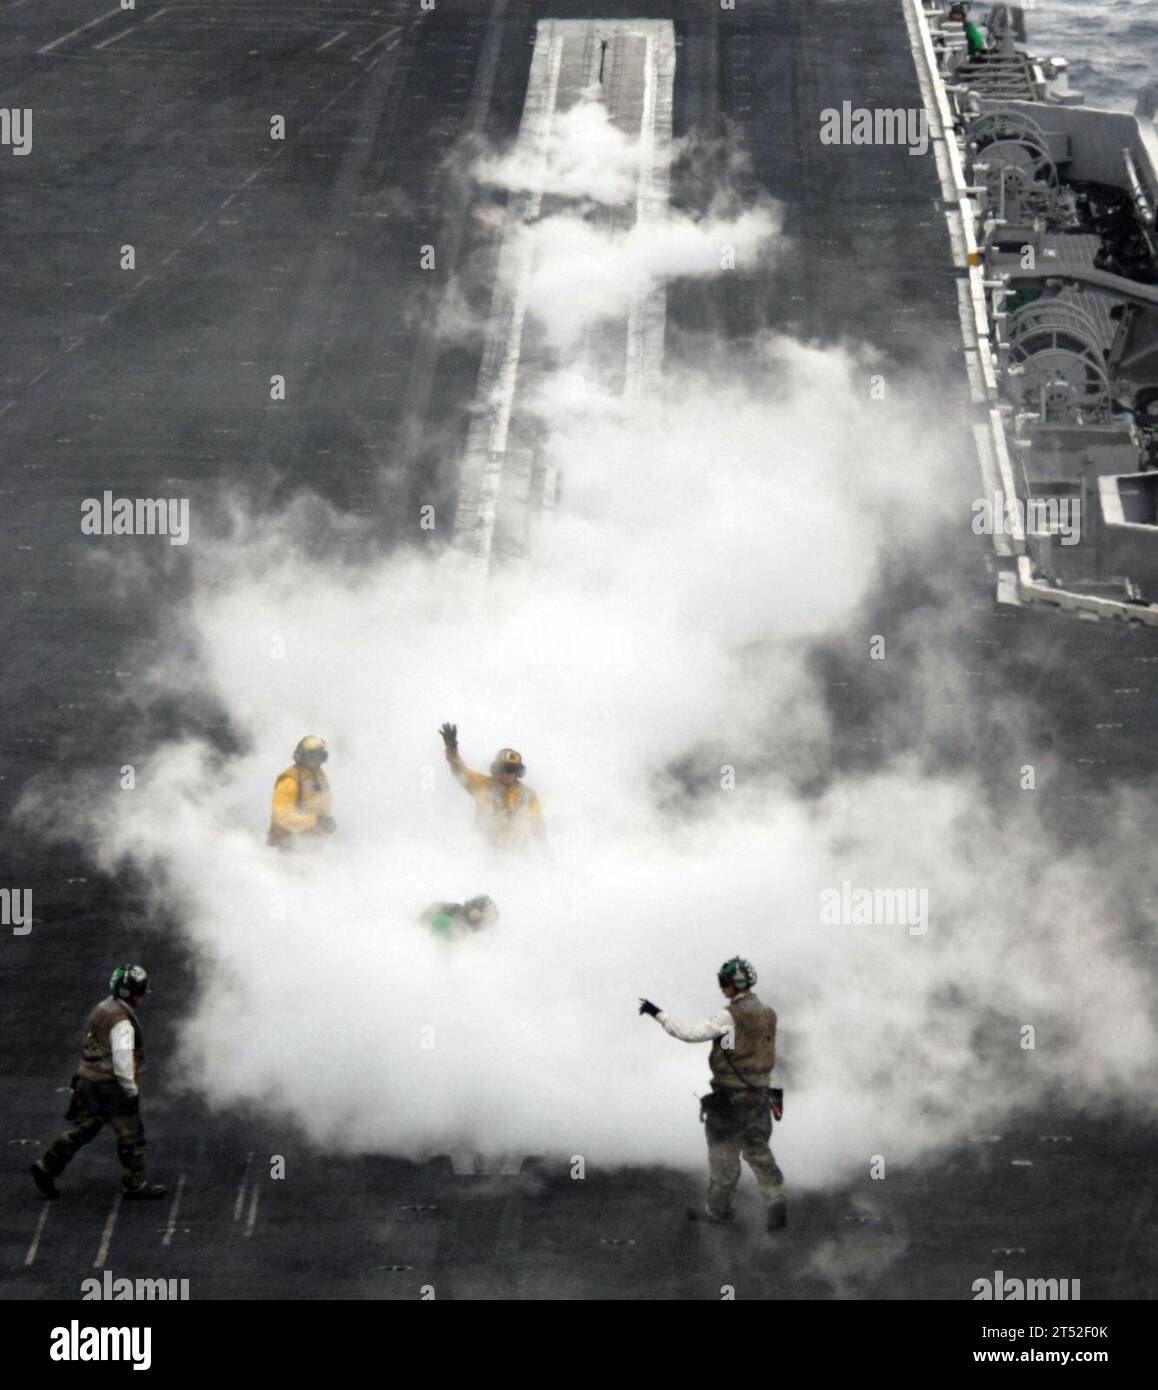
[40,98,1158,1186]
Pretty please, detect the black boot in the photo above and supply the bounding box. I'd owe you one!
[30,1161,60,1200]
[688,1203,733,1225]
[766,1198,787,1232]
[123,1183,167,1201]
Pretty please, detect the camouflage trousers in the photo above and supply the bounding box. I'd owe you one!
[704,1087,784,1219]
[40,1077,148,1191]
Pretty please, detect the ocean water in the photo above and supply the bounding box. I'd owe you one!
[1010,0,1157,112]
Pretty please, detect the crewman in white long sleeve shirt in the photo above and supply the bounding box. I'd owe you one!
[31,964,167,1201]
[640,957,786,1231]
[654,1005,736,1043]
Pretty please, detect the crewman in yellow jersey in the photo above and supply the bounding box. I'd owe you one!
[439,723,546,851]
[267,735,336,850]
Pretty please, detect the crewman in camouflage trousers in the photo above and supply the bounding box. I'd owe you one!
[640,956,786,1231]
[31,964,167,1201]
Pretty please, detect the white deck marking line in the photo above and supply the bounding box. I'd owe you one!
[453,21,676,563]
[624,28,674,404]
[94,4,170,45]
[317,30,347,52]
[353,26,399,62]
[233,1151,254,1221]
[94,26,138,50]
[161,1173,187,1246]
[24,1204,51,1266]
[365,33,402,71]
[451,20,566,565]
[97,274,153,321]
[38,6,122,54]
[244,1185,260,1237]
[161,223,208,265]
[624,32,659,401]
[93,1192,123,1268]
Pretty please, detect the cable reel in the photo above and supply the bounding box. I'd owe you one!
[1007,296,1113,422]
[968,109,1060,220]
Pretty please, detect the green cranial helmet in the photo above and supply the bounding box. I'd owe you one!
[109,963,149,1001]
[717,957,756,991]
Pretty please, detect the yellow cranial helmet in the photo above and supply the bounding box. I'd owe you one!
[294,735,329,766]
[491,748,525,777]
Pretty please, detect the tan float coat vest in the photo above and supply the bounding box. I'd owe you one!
[76,996,146,1084]
[708,992,776,1091]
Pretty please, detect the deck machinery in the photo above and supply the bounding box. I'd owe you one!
[916,2,1158,622]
